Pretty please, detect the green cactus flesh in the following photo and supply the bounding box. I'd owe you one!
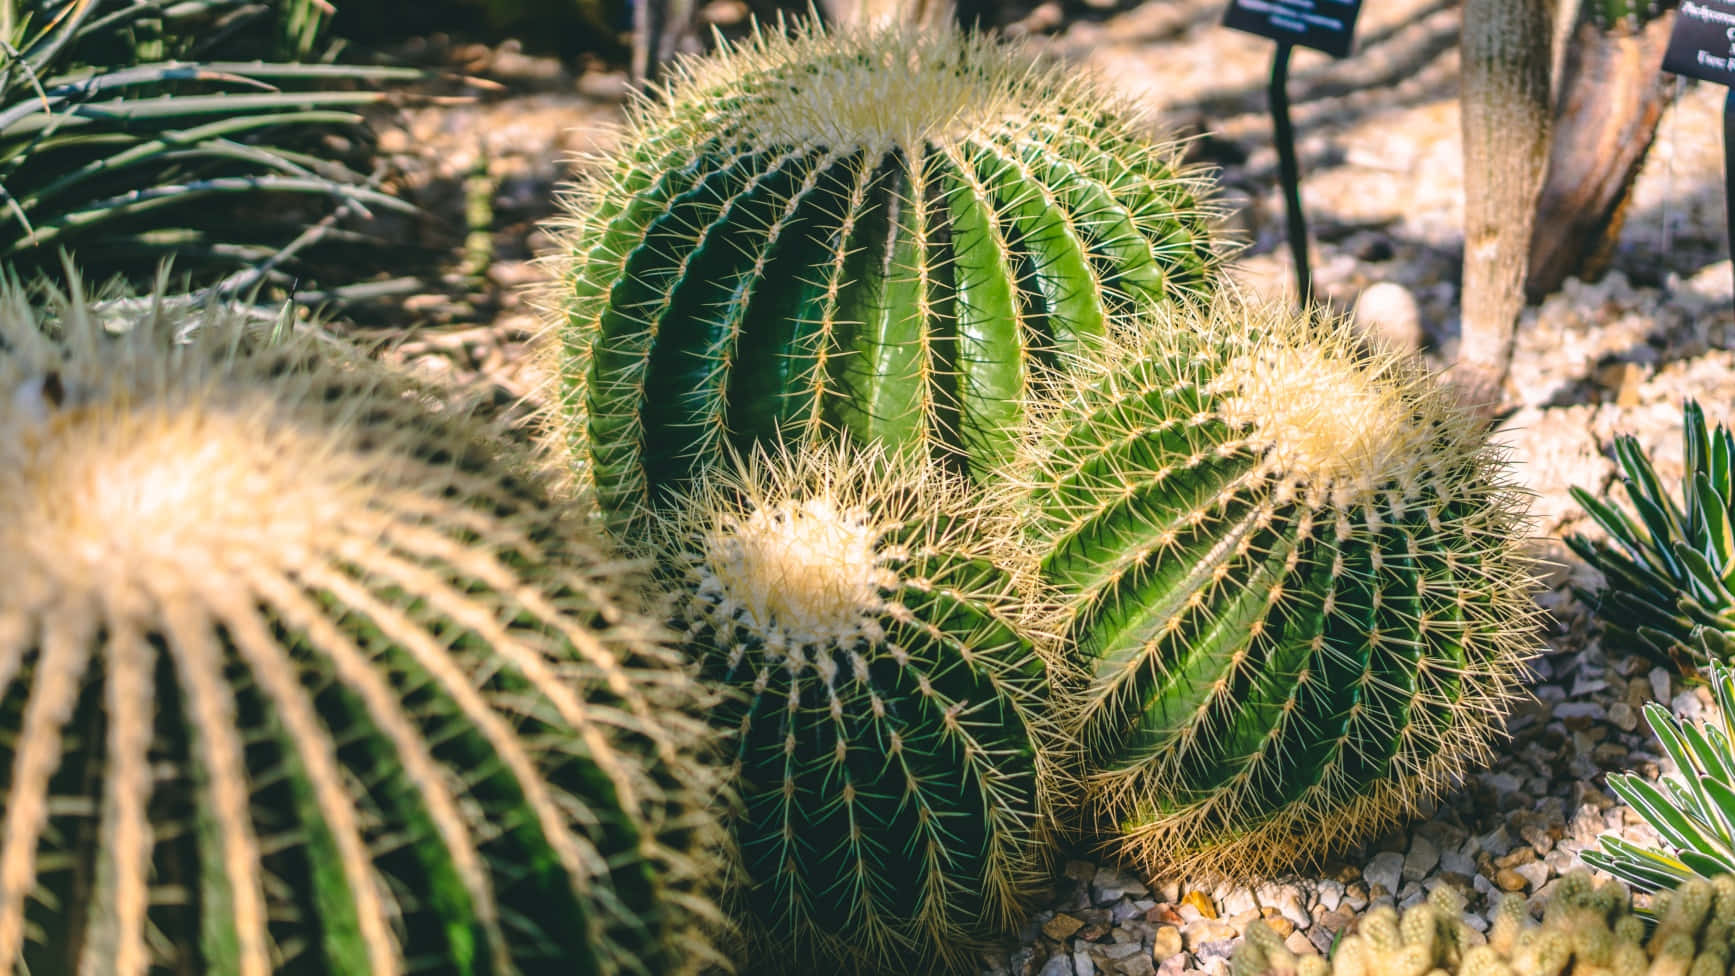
[553,24,1216,530]
[1586,0,1670,31]
[1017,296,1537,879]
[650,443,1053,975]
[1234,869,1735,976]
[0,283,726,976]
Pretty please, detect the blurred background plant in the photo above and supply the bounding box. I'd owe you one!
[0,0,421,305]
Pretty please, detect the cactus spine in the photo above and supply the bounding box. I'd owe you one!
[1234,869,1735,976]
[1013,295,1537,879]
[551,24,1216,530]
[0,282,726,975]
[649,442,1054,975]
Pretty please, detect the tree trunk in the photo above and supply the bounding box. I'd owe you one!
[1525,13,1674,300]
[820,0,955,28]
[1458,0,1556,408]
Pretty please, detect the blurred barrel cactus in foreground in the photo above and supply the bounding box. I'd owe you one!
[548,23,1217,532]
[648,443,1055,974]
[0,281,726,975]
[1012,295,1538,880]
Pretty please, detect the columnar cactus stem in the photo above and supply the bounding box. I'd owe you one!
[0,281,727,976]
[548,24,1217,533]
[1460,0,1555,404]
[1012,295,1538,880]
[648,442,1056,975]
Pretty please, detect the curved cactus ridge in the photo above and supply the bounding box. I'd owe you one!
[648,441,1056,975]
[1011,294,1539,880]
[548,22,1218,531]
[0,280,728,976]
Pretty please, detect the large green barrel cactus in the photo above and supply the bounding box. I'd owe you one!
[550,23,1217,530]
[648,442,1054,975]
[1014,295,1538,879]
[0,282,726,975]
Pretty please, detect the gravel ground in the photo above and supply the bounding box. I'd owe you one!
[353,3,1735,972]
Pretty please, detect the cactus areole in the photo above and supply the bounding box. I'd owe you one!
[1020,298,1537,879]
[553,24,1215,528]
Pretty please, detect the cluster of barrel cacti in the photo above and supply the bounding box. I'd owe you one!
[0,15,1557,976]
[545,21,1541,975]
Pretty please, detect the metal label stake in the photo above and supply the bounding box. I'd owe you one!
[1223,0,1361,306]
[1664,0,1735,307]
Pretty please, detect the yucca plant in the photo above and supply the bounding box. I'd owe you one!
[549,22,1217,533]
[1234,869,1735,976]
[1585,662,1735,895]
[0,276,728,975]
[0,0,417,296]
[648,441,1055,975]
[1012,294,1538,880]
[1569,401,1735,668]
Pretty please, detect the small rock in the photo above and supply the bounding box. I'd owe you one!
[1404,836,1440,881]
[1218,888,1257,917]
[1180,891,1217,920]
[1515,860,1550,890]
[1182,919,1237,951]
[1495,868,1529,892]
[1315,880,1344,912]
[1608,700,1639,731]
[1151,925,1183,962]
[1651,667,1673,704]
[1073,950,1096,976]
[1044,914,1086,941]
[1364,851,1404,895]
[1354,281,1424,352]
[1038,954,1073,976]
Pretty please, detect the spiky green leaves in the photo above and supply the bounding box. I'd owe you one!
[1570,400,1735,668]
[1586,663,1735,893]
[650,443,1053,975]
[552,24,1217,531]
[0,282,726,976]
[1013,296,1537,879]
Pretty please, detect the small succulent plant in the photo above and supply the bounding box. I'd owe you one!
[1584,662,1735,894]
[0,279,726,975]
[548,22,1217,532]
[648,441,1055,975]
[1233,869,1735,976]
[1011,294,1538,880]
[1570,400,1735,668]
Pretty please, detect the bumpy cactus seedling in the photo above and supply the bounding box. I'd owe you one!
[1014,295,1538,879]
[649,442,1054,975]
[1234,869,1735,976]
[0,282,726,975]
[550,23,1217,531]
[1570,401,1735,668]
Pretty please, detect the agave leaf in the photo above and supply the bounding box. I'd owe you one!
[1606,771,1730,860]
[1572,486,1651,561]
[1691,470,1735,576]
[1676,543,1735,610]
[1582,842,1694,892]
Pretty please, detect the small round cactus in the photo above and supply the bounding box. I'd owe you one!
[649,442,1055,975]
[0,282,726,975]
[549,23,1217,531]
[1013,295,1538,879]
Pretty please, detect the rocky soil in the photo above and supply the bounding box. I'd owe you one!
[353,1,1735,972]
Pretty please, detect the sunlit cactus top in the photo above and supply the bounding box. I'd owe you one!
[0,282,727,976]
[550,22,1218,530]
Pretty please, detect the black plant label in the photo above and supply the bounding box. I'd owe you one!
[1222,0,1362,58]
[1665,0,1735,83]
